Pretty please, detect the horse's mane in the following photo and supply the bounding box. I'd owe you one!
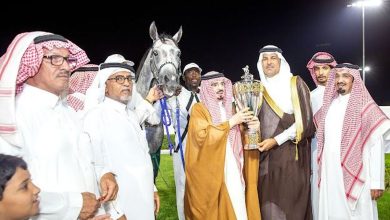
[158,33,178,47]
[135,47,151,81]
[135,33,179,81]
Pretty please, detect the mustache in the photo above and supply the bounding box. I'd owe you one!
[337,82,346,86]
[58,70,70,77]
[337,88,346,94]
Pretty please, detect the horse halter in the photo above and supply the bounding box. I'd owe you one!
[148,41,182,85]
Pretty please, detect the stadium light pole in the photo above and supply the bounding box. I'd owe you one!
[347,0,382,84]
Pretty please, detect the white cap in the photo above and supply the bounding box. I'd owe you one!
[183,63,202,74]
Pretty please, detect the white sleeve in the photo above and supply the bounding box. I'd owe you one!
[102,201,125,220]
[79,131,110,182]
[369,136,385,190]
[384,127,390,153]
[166,97,179,129]
[79,114,112,184]
[133,99,161,125]
[127,88,160,125]
[38,191,82,219]
[274,123,297,146]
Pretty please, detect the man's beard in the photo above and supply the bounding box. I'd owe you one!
[337,88,346,94]
[336,83,346,95]
[317,76,326,84]
[216,90,224,100]
[119,95,131,104]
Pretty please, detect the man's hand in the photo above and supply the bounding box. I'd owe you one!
[79,192,100,220]
[99,172,118,202]
[258,138,277,152]
[229,107,253,128]
[154,192,160,216]
[371,189,384,200]
[146,85,164,103]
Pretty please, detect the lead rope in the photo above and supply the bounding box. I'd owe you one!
[175,97,185,170]
[160,97,175,154]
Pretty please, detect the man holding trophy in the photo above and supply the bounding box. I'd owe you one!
[255,45,315,220]
[184,71,260,220]
[233,65,264,220]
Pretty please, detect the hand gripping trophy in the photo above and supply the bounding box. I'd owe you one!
[233,65,264,150]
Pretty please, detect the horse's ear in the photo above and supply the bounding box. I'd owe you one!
[149,21,159,42]
[172,25,183,44]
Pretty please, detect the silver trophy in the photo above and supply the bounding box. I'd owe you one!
[233,65,264,150]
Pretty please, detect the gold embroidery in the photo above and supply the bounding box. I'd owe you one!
[291,76,304,161]
[263,88,283,118]
[262,76,304,161]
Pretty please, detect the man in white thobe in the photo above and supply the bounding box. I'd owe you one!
[315,63,390,220]
[67,64,99,112]
[168,62,202,220]
[81,54,164,220]
[306,52,337,220]
[0,32,118,220]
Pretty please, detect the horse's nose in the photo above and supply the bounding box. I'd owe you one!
[159,63,178,76]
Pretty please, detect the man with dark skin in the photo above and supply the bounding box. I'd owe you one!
[169,63,202,220]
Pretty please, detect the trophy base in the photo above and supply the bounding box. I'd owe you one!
[244,129,259,150]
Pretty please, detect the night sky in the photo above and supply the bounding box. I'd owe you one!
[1,0,389,105]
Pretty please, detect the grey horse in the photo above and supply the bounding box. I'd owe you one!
[135,21,182,180]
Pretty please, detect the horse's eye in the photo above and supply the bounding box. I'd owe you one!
[177,51,181,58]
[153,50,158,56]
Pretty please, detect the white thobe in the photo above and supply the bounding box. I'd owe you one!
[319,94,386,220]
[80,97,156,220]
[168,87,199,220]
[264,74,298,146]
[311,85,325,115]
[12,84,93,220]
[219,102,248,220]
[128,84,161,126]
[310,85,325,220]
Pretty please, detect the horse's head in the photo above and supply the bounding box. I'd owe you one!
[149,21,182,97]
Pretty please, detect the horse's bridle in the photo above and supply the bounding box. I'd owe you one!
[148,43,182,86]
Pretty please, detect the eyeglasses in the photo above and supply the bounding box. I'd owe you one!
[43,55,77,68]
[107,75,133,84]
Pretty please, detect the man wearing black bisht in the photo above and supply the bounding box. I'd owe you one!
[256,45,314,220]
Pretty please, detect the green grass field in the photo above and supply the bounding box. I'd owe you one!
[155,154,178,220]
[156,154,390,219]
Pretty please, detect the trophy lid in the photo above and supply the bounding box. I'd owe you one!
[241,65,254,82]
